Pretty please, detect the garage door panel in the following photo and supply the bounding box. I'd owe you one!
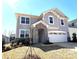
[48,31,67,42]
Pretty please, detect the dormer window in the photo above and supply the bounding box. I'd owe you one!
[61,19,64,25]
[48,16,54,24]
[20,16,29,24]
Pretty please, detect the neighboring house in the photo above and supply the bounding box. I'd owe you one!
[68,19,77,41]
[10,34,15,41]
[68,19,77,28]
[2,35,10,43]
[16,8,69,43]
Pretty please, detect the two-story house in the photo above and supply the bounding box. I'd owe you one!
[16,8,69,43]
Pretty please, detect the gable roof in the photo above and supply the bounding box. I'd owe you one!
[16,8,68,20]
[32,20,48,28]
[16,13,39,20]
[42,8,68,19]
[69,19,77,23]
[53,8,68,18]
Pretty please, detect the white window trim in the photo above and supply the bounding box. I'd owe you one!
[42,11,52,20]
[20,16,30,25]
[19,29,30,38]
[48,15,54,25]
[60,18,65,26]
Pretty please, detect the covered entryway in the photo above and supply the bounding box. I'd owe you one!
[48,31,67,42]
[32,20,48,43]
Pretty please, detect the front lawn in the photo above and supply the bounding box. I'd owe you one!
[2,45,76,59]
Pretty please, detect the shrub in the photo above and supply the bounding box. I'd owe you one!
[5,47,11,51]
[2,40,5,50]
[16,38,30,46]
[2,45,5,52]
[18,42,22,47]
[2,39,5,45]
[4,44,12,51]
[72,33,77,42]
[12,43,17,48]
[10,40,18,48]
[10,37,15,41]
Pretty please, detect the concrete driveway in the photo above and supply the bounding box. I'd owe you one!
[53,42,77,49]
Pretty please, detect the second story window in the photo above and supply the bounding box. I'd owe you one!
[61,19,64,25]
[48,16,54,24]
[21,17,25,23]
[26,18,29,24]
[20,16,29,24]
[49,17,53,23]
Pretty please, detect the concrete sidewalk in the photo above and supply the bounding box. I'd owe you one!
[53,42,77,49]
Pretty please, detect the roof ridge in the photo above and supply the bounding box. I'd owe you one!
[16,13,39,17]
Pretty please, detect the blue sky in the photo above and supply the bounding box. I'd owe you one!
[3,0,77,35]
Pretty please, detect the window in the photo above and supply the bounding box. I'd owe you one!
[20,30,25,38]
[26,18,29,24]
[19,29,29,38]
[20,16,29,24]
[61,19,64,25]
[59,33,62,35]
[49,32,53,34]
[49,17,53,23]
[25,31,29,37]
[48,16,54,24]
[21,17,25,23]
[53,32,57,35]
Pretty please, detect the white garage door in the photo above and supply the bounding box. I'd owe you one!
[48,31,67,42]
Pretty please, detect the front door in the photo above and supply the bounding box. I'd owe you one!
[38,29,44,43]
